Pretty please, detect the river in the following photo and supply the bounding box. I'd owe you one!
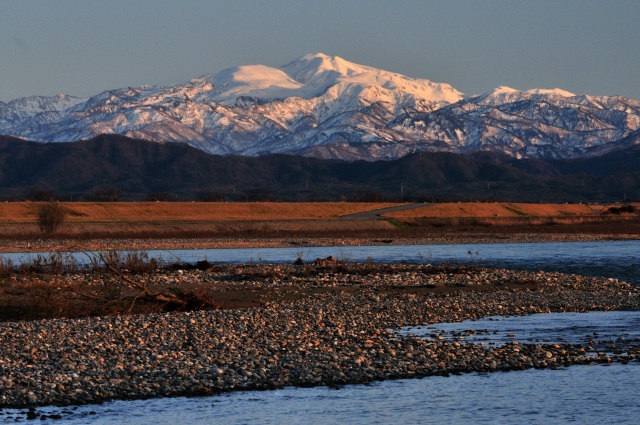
[4,361,638,424]
[4,240,640,284]
[1,240,639,423]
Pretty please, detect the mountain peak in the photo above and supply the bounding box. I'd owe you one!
[525,88,576,97]
[281,53,365,85]
[297,52,334,61]
[488,86,576,98]
[201,53,463,106]
[491,86,519,95]
[5,93,85,113]
[279,53,464,105]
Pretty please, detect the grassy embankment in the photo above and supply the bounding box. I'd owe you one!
[0,202,400,240]
[383,202,640,227]
[0,201,638,244]
[0,202,397,222]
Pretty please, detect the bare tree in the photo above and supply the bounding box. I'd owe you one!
[36,203,68,234]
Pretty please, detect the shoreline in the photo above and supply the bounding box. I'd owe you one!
[1,231,639,254]
[0,262,638,409]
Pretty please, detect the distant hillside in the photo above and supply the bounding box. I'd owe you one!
[0,135,637,202]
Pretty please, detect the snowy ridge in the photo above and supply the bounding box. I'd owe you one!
[1,53,639,160]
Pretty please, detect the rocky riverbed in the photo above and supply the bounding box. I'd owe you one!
[2,231,638,253]
[0,263,639,408]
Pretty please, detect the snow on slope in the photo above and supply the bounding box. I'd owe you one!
[204,53,463,114]
[282,53,462,102]
[526,88,576,97]
[210,65,308,103]
[0,93,86,124]
[390,86,640,159]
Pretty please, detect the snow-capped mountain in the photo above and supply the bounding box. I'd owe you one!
[1,53,639,160]
[390,87,640,159]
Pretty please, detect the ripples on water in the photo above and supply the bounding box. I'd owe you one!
[5,364,638,424]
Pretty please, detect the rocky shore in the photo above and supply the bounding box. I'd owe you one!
[0,263,639,409]
[1,231,638,254]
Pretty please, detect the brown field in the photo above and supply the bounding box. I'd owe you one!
[383,202,640,233]
[0,202,399,223]
[3,201,635,224]
[383,202,610,219]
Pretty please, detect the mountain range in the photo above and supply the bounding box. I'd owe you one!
[2,53,639,161]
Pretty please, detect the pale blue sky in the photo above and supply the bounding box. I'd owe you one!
[2,0,639,101]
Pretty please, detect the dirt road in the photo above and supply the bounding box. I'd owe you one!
[341,203,428,219]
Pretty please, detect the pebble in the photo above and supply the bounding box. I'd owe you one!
[0,262,638,408]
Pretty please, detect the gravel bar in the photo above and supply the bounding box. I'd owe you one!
[1,264,639,408]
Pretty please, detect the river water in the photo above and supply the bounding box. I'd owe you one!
[162,239,640,285]
[1,240,639,423]
[397,310,640,355]
[4,361,638,424]
[4,240,640,284]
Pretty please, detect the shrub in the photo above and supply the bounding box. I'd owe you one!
[18,252,78,274]
[0,256,14,277]
[36,203,68,234]
[94,250,159,274]
[607,205,635,215]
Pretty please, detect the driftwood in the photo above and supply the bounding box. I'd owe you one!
[314,256,338,266]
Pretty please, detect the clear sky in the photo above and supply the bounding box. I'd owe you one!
[2,0,639,102]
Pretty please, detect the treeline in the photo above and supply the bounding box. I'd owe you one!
[0,134,639,203]
[13,186,439,203]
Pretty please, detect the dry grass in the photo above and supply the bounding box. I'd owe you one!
[0,202,399,223]
[384,202,640,230]
[384,202,613,219]
[3,202,633,223]
[0,202,637,249]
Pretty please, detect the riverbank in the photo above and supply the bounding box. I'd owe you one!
[0,262,638,408]
[2,229,639,254]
